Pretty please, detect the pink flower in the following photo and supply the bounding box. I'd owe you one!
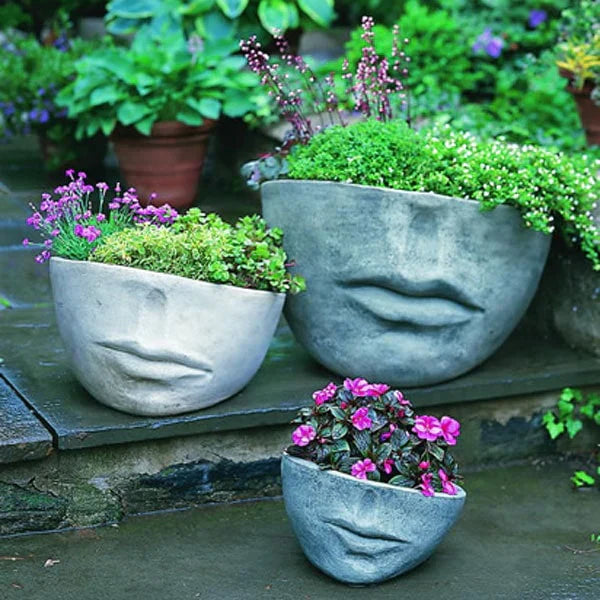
[351,458,376,479]
[439,469,457,495]
[312,382,337,405]
[344,377,372,396]
[418,461,430,470]
[340,401,348,410]
[420,473,435,497]
[412,415,442,442]
[394,391,411,406]
[351,407,372,430]
[440,416,460,445]
[382,459,394,475]
[366,383,390,396]
[291,425,316,447]
[380,423,396,442]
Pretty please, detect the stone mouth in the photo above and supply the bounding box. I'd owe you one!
[323,518,409,554]
[344,275,484,327]
[95,340,214,380]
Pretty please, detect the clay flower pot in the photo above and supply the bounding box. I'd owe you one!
[262,180,551,387]
[111,120,216,210]
[281,454,466,585]
[49,257,284,416]
[560,70,600,146]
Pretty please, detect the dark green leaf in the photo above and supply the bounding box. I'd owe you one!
[388,475,414,487]
[565,418,583,439]
[297,0,334,27]
[187,97,221,119]
[571,470,595,487]
[429,443,444,462]
[258,0,290,33]
[106,0,162,18]
[117,102,153,126]
[330,439,350,454]
[328,405,346,421]
[331,423,348,440]
[134,115,155,135]
[90,86,121,107]
[353,429,371,456]
[195,10,236,40]
[216,0,249,18]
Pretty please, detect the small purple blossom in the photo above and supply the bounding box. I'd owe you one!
[351,458,376,480]
[420,473,435,497]
[472,28,504,59]
[22,238,29,246]
[292,424,316,447]
[351,406,372,431]
[528,9,547,28]
[439,469,457,495]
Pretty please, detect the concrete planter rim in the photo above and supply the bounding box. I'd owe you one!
[49,256,286,300]
[262,179,530,220]
[282,453,466,499]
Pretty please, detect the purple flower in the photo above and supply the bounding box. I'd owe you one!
[34,250,51,264]
[382,459,394,475]
[419,473,435,497]
[394,390,411,406]
[412,415,442,442]
[472,28,504,59]
[351,406,372,431]
[440,416,460,446]
[351,458,376,480]
[38,109,49,124]
[439,469,457,495]
[343,377,372,397]
[22,238,29,246]
[292,424,316,447]
[528,9,547,28]
[312,382,337,405]
[365,383,390,396]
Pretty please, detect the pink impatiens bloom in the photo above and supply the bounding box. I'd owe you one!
[291,424,316,447]
[351,407,372,430]
[379,423,396,442]
[412,415,442,442]
[312,382,337,405]
[418,461,430,470]
[343,377,372,397]
[440,416,461,445]
[366,383,390,396]
[351,458,376,480]
[382,459,395,475]
[394,390,411,406]
[439,469,457,495]
[420,473,435,497]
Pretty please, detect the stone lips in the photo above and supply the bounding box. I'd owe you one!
[49,257,285,416]
[262,180,551,386]
[281,453,466,584]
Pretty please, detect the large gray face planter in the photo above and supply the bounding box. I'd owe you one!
[262,181,551,386]
[281,454,466,585]
[50,258,284,416]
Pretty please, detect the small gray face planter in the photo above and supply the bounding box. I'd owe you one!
[262,181,551,386]
[281,454,466,585]
[49,258,284,416]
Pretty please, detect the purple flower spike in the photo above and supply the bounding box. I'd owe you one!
[528,9,547,28]
[472,28,504,59]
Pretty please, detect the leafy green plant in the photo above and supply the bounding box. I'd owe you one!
[286,118,600,268]
[105,0,334,39]
[91,208,306,294]
[0,32,101,169]
[56,24,261,138]
[543,387,600,488]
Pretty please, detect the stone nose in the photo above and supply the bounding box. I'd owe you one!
[125,282,169,345]
[406,205,443,266]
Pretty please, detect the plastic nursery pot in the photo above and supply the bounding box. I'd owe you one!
[262,180,551,387]
[281,454,466,585]
[49,257,284,416]
[110,120,216,211]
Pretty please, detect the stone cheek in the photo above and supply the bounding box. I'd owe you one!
[262,180,551,387]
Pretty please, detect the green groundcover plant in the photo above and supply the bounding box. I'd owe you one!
[23,170,305,295]
[543,387,600,489]
[287,378,462,497]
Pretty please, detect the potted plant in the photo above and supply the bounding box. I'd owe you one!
[23,170,305,416]
[0,30,106,171]
[57,24,263,210]
[241,18,600,388]
[556,0,600,145]
[282,378,465,585]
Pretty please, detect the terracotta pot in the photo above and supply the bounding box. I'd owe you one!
[111,120,216,210]
[560,70,600,146]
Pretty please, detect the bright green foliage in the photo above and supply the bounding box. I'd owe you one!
[56,25,261,139]
[287,119,600,269]
[91,209,306,294]
[543,387,600,489]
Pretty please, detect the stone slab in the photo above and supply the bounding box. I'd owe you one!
[0,248,52,309]
[0,377,52,463]
[1,304,599,452]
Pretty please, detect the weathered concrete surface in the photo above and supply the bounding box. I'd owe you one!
[0,378,52,464]
[1,461,598,600]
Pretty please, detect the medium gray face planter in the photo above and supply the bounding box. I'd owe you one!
[49,257,284,416]
[281,454,466,585]
[262,180,551,386]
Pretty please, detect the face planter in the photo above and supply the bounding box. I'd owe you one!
[50,258,284,416]
[281,454,466,584]
[262,181,551,386]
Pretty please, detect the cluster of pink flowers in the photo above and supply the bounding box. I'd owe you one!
[289,377,462,497]
[412,415,460,446]
[24,170,178,263]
